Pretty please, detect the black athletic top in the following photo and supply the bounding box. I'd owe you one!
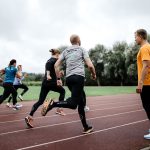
[43,57,57,85]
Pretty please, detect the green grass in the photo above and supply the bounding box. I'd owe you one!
[0,86,136,101]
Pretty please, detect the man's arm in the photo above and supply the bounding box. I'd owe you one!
[55,58,63,86]
[54,58,62,78]
[84,58,96,80]
[136,60,150,93]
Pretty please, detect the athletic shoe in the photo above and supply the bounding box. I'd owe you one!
[18,95,23,101]
[12,105,20,110]
[56,108,66,116]
[15,103,23,108]
[41,99,54,116]
[25,116,34,128]
[83,126,93,134]
[144,133,150,140]
[6,102,12,108]
[84,106,90,112]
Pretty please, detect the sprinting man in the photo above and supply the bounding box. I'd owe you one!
[0,59,21,110]
[135,29,150,139]
[25,49,66,128]
[6,65,28,108]
[41,34,96,134]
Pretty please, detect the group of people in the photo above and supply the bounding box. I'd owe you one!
[0,29,150,137]
[0,62,28,110]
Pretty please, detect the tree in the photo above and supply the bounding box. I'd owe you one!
[89,44,106,86]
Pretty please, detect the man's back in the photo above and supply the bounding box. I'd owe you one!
[61,45,89,78]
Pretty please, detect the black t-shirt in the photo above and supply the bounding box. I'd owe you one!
[43,57,57,85]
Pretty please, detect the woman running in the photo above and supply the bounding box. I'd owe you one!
[25,49,66,128]
[0,59,21,110]
[6,65,29,108]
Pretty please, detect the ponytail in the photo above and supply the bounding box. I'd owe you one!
[9,59,16,68]
[49,49,60,55]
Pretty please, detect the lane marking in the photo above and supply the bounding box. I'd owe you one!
[0,104,141,124]
[0,109,144,136]
[17,119,148,150]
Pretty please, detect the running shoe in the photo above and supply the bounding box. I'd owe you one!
[83,126,93,134]
[25,115,34,128]
[15,103,23,108]
[84,106,90,112]
[18,95,23,101]
[12,105,20,110]
[41,99,54,116]
[6,102,12,108]
[144,133,150,140]
[56,108,66,116]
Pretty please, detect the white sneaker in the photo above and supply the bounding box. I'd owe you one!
[6,103,12,108]
[18,95,23,101]
[15,103,23,108]
[84,106,90,112]
[144,133,150,139]
[12,105,19,110]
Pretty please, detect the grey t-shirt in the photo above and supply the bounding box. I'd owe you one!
[60,45,89,78]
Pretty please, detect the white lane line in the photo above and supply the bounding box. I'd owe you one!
[0,100,141,117]
[0,98,140,114]
[0,104,141,124]
[0,109,144,136]
[16,119,148,150]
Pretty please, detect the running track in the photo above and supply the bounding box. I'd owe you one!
[0,94,150,150]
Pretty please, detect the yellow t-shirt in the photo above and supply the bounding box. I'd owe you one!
[137,43,150,85]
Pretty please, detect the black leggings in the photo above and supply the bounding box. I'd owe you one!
[8,84,29,102]
[52,75,88,129]
[29,82,65,116]
[140,86,150,120]
[0,83,17,105]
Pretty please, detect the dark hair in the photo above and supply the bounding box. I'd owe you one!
[9,59,16,66]
[49,49,60,55]
[136,29,148,40]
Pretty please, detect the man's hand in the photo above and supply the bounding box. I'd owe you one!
[57,79,62,86]
[136,81,143,93]
[47,75,52,81]
[91,73,96,80]
[59,71,64,78]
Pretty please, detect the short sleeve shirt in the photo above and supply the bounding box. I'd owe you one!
[137,43,150,85]
[60,45,89,77]
[4,66,17,83]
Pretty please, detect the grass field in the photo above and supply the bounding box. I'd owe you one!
[0,86,136,101]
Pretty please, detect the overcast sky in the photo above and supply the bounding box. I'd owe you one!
[0,0,150,73]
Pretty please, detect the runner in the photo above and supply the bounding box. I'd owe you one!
[41,34,96,134]
[25,49,66,128]
[0,59,21,110]
[6,65,28,108]
[135,29,150,139]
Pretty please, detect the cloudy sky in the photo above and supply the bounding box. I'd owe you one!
[0,0,150,73]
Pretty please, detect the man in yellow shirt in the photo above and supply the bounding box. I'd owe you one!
[135,29,150,139]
